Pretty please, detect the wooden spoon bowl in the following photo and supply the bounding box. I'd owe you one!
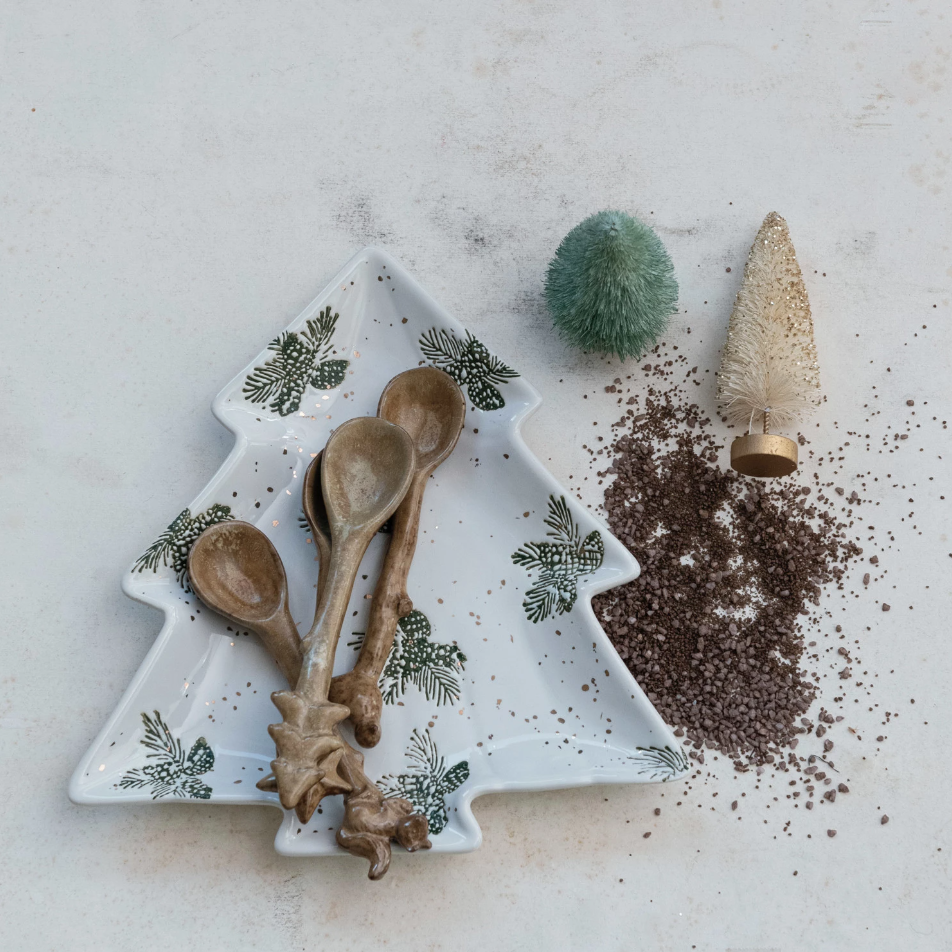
[318,415,417,538]
[187,521,302,685]
[377,366,467,469]
[189,521,287,624]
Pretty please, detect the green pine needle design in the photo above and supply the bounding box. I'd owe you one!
[378,729,469,835]
[419,327,518,411]
[628,745,689,782]
[243,306,349,416]
[132,503,233,591]
[348,610,466,706]
[511,495,604,623]
[119,711,215,800]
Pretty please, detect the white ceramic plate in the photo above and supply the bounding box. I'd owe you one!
[69,247,688,856]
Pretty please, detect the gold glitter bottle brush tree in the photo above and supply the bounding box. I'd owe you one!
[716,212,821,478]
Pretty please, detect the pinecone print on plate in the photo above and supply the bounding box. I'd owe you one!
[349,609,466,706]
[511,495,604,623]
[119,711,215,800]
[243,306,349,416]
[419,327,519,411]
[378,729,469,835]
[627,745,689,782]
[133,503,233,591]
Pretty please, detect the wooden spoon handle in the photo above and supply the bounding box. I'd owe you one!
[297,534,371,700]
[257,591,432,877]
[268,531,379,814]
[357,475,426,676]
[256,612,303,686]
[328,475,426,747]
[265,523,433,877]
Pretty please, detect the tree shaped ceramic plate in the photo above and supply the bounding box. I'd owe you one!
[69,248,688,856]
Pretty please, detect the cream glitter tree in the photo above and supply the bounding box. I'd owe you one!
[717,212,821,477]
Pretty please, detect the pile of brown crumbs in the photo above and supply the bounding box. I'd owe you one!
[592,358,862,771]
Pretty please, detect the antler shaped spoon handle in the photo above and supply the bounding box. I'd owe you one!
[269,416,416,810]
[188,507,430,877]
[329,368,465,747]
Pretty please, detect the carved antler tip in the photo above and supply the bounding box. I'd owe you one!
[336,827,393,881]
[394,812,432,853]
[271,759,324,809]
[255,773,278,793]
[270,689,308,722]
[334,786,432,878]
[329,671,383,749]
[271,690,349,734]
[294,782,327,824]
[354,720,381,749]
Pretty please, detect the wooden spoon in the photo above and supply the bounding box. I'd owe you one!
[269,416,416,813]
[302,450,332,608]
[330,367,465,747]
[187,521,303,685]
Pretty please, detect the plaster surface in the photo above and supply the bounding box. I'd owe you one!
[2,2,950,949]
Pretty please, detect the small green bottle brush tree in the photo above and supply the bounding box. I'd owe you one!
[545,210,679,360]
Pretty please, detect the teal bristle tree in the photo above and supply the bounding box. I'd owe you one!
[544,210,679,360]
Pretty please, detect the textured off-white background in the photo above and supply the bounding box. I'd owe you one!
[2,2,951,950]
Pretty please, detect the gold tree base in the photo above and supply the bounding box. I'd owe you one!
[730,434,798,478]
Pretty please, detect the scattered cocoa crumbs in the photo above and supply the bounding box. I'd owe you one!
[579,327,948,840]
[592,366,861,768]
[827,829,837,838]
[881,815,889,825]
